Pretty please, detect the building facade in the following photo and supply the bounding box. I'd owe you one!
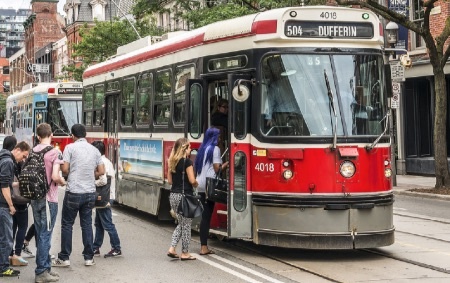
[0,8,31,58]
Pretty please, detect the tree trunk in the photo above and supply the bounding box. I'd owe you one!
[433,66,450,188]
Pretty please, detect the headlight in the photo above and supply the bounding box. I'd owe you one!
[340,161,356,178]
[384,168,392,178]
[283,170,293,180]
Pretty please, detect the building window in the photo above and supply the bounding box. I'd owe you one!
[412,0,425,50]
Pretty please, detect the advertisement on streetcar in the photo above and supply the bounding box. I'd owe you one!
[119,139,163,178]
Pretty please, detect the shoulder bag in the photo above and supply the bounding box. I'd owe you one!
[177,158,203,218]
[95,176,111,207]
[206,168,228,203]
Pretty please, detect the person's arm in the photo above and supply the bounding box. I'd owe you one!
[1,187,15,215]
[167,167,173,185]
[61,161,70,176]
[51,163,66,186]
[186,165,198,188]
[95,164,105,178]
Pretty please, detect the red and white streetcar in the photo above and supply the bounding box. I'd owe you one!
[82,6,394,249]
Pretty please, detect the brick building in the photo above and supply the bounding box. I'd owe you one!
[9,0,65,91]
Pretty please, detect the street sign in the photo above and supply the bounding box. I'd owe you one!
[391,62,405,82]
[34,64,49,73]
[391,82,400,109]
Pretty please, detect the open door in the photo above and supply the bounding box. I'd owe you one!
[227,73,253,239]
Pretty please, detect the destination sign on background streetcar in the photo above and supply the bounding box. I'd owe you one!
[58,88,83,94]
[285,21,374,38]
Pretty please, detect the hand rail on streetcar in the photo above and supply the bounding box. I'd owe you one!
[323,70,338,150]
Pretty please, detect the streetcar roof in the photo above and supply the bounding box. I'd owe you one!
[83,6,382,81]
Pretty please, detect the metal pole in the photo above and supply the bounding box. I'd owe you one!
[390,105,397,186]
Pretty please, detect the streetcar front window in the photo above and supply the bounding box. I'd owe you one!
[48,100,82,136]
[261,54,386,137]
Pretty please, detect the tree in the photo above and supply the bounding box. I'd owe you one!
[132,0,326,30]
[65,19,159,81]
[333,0,450,188]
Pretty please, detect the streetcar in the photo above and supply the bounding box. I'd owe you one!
[83,6,395,249]
[5,82,83,151]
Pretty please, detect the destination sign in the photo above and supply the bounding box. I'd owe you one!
[285,21,374,39]
[58,88,83,94]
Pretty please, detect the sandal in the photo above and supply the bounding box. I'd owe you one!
[180,256,196,261]
[199,250,215,255]
[167,252,179,259]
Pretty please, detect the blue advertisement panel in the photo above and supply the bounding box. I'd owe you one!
[119,139,163,178]
[388,0,409,50]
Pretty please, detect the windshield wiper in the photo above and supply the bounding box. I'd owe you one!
[324,70,338,150]
[365,111,390,151]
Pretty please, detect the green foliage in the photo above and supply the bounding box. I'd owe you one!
[132,0,327,30]
[65,18,161,81]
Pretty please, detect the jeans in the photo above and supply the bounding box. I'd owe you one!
[31,199,57,275]
[93,207,121,251]
[0,207,13,272]
[58,191,95,261]
[199,193,215,246]
[12,204,28,256]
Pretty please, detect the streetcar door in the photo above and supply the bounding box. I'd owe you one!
[105,93,119,186]
[227,73,252,239]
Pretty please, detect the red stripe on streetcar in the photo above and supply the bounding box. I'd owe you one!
[83,33,205,79]
[251,20,277,34]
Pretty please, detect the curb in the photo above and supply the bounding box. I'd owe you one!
[394,190,450,201]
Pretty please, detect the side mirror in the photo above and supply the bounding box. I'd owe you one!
[232,81,250,102]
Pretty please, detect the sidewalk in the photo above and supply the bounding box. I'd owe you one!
[394,174,450,200]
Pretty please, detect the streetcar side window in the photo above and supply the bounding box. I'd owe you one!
[137,73,152,125]
[93,85,104,126]
[173,65,195,125]
[189,83,202,138]
[154,70,172,125]
[121,78,136,127]
[83,87,94,126]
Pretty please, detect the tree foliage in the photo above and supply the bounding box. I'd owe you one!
[335,0,450,188]
[132,0,327,30]
[64,19,161,81]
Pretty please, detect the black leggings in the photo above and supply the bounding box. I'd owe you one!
[25,223,35,242]
[199,193,215,246]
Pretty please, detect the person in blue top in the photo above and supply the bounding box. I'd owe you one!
[194,128,228,255]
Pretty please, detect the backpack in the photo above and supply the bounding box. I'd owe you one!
[18,146,53,200]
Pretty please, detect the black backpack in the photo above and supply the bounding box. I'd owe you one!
[19,146,53,200]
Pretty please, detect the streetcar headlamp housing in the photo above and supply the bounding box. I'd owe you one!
[340,161,356,178]
[283,170,293,180]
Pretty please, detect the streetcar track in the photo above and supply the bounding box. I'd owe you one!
[361,248,450,274]
[395,229,450,244]
[394,211,450,224]
[116,204,450,281]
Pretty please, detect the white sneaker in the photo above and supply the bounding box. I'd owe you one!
[85,259,95,266]
[35,270,59,283]
[51,258,70,267]
[50,254,56,259]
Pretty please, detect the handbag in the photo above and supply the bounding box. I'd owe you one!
[206,169,228,203]
[95,176,111,207]
[177,158,203,218]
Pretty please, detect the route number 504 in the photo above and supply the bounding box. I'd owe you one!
[255,163,275,172]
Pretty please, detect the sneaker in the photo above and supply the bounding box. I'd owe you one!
[85,259,95,266]
[104,249,122,258]
[49,270,59,278]
[0,268,20,277]
[35,270,59,283]
[51,258,70,267]
[93,248,100,257]
[23,244,35,257]
[50,254,56,260]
